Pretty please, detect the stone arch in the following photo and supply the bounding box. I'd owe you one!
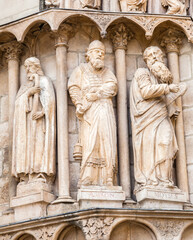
[181,223,193,240]
[0,31,17,44]
[57,224,85,240]
[110,220,157,240]
[12,231,36,240]
[20,19,52,43]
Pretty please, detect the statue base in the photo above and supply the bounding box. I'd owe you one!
[136,186,187,210]
[11,181,56,221]
[78,185,125,209]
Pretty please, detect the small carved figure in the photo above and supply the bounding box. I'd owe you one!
[161,0,185,15]
[130,46,186,191]
[80,0,101,9]
[45,0,60,8]
[119,0,147,12]
[12,57,56,183]
[68,40,118,187]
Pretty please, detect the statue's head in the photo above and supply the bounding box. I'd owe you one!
[85,40,105,70]
[143,46,173,84]
[24,57,44,80]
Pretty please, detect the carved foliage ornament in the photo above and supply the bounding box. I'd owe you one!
[151,220,184,240]
[110,23,133,50]
[0,41,23,61]
[160,28,184,53]
[0,234,12,240]
[79,217,114,240]
[33,226,56,240]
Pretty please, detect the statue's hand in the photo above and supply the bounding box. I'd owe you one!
[86,93,98,102]
[76,104,84,119]
[32,111,44,120]
[169,84,179,93]
[27,87,41,97]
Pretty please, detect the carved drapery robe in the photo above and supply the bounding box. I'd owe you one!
[130,68,186,189]
[68,63,117,186]
[161,0,185,14]
[80,0,101,9]
[12,76,56,179]
[119,0,147,12]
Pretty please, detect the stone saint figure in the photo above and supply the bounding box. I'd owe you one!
[161,0,185,14]
[119,0,147,12]
[12,57,56,183]
[68,40,118,187]
[130,46,186,191]
[80,0,101,9]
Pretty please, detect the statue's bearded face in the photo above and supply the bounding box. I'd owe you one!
[25,62,38,80]
[88,49,105,70]
[145,48,173,84]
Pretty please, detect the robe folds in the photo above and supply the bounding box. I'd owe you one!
[130,68,186,187]
[68,63,117,186]
[12,76,56,178]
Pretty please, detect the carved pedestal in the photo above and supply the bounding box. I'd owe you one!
[136,187,187,210]
[78,186,125,209]
[11,181,56,221]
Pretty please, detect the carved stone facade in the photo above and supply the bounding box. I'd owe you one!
[0,0,193,240]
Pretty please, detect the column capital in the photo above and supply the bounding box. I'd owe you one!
[160,28,184,54]
[0,41,23,61]
[110,23,133,51]
[53,23,76,48]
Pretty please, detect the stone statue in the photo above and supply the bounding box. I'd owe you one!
[130,46,186,191]
[119,0,147,12]
[68,40,118,187]
[12,57,56,184]
[161,0,185,15]
[80,0,101,9]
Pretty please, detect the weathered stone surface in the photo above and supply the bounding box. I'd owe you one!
[0,70,8,96]
[68,105,77,133]
[185,136,193,164]
[187,164,193,194]
[182,80,193,107]
[183,108,193,136]
[179,54,192,81]
[67,52,79,77]
[69,133,79,161]
[0,96,8,123]
[69,162,80,191]
[126,39,142,55]
[0,123,8,148]
[126,55,137,80]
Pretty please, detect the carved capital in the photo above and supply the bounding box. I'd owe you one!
[78,217,114,240]
[0,41,23,61]
[110,23,133,51]
[53,23,76,48]
[160,28,184,53]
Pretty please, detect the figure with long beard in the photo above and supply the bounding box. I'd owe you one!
[68,40,118,187]
[130,46,186,191]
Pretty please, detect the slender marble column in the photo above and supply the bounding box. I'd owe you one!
[0,41,22,200]
[110,23,133,200]
[160,28,189,199]
[53,24,75,203]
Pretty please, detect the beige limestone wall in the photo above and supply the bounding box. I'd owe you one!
[0,0,39,25]
[0,67,9,213]
[180,39,193,204]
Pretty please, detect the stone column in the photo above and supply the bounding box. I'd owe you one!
[53,24,75,203]
[110,24,133,200]
[160,28,189,198]
[0,41,22,200]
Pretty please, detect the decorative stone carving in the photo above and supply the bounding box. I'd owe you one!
[78,217,114,240]
[161,0,185,15]
[33,226,56,240]
[0,234,12,240]
[53,23,76,46]
[0,41,23,61]
[68,40,118,187]
[119,0,147,12]
[45,0,60,8]
[151,220,184,240]
[80,0,101,9]
[110,23,133,50]
[130,46,187,191]
[12,57,56,185]
[160,28,184,53]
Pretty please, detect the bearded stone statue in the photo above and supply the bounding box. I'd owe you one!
[130,46,186,191]
[68,40,118,187]
[12,57,56,185]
